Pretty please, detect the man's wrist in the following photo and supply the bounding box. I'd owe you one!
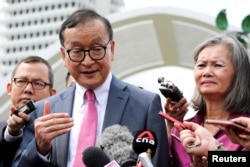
[4,127,23,142]
[8,127,22,136]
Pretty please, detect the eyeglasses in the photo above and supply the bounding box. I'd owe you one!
[12,78,51,90]
[64,40,111,62]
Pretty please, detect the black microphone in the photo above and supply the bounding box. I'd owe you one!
[97,124,138,167]
[133,130,158,167]
[82,146,120,167]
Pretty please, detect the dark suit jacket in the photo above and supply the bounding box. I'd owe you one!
[12,76,168,167]
[0,121,21,167]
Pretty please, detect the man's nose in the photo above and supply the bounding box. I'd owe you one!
[24,82,34,91]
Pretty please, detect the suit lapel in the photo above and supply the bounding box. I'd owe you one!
[52,86,75,167]
[102,76,129,130]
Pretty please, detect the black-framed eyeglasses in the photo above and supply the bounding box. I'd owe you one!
[64,40,111,62]
[12,78,51,90]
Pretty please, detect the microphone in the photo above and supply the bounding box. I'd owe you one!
[132,130,158,167]
[97,124,138,167]
[138,152,153,167]
[82,146,120,167]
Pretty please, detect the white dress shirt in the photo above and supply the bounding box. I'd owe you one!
[67,72,112,167]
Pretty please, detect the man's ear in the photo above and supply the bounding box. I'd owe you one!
[49,88,57,96]
[60,47,67,66]
[7,83,12,96]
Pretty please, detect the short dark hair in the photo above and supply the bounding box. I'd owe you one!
[59,8,113,47]
[191,33,250,114]
[11,56,54,88]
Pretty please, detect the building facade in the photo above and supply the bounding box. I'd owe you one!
[0,0,124,76]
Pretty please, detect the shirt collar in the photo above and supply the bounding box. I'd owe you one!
[75,72,112,105]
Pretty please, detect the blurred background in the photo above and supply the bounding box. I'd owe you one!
[0,0,249,119]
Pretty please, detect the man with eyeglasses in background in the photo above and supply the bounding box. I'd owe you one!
[12,9,168,167]
[0,56,56,167]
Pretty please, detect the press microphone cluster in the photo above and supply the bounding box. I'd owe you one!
[82,125,158,167]
[133,130,158,167]
[98,124,138,167]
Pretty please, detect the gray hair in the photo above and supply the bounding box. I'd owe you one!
[191,33,250,114]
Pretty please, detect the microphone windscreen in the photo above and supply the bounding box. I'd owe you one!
[132,130,158,157]
[98,124,137,166]
[82,146,111,167]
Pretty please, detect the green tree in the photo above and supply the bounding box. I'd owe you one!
[215,9,250,49]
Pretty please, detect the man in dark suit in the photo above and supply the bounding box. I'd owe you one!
[12,9,168,167]
[0,56,56,167]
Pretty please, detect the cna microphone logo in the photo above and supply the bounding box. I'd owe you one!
[135,130,156,145]
[133,130,158,156]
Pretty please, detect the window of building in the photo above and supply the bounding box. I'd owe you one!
[60,16,64,21]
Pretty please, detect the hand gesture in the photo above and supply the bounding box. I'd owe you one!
[34,101,74,155]
[175,121,220,156]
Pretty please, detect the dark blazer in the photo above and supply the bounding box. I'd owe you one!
[0,121,21,167]
[12,76,168,167]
